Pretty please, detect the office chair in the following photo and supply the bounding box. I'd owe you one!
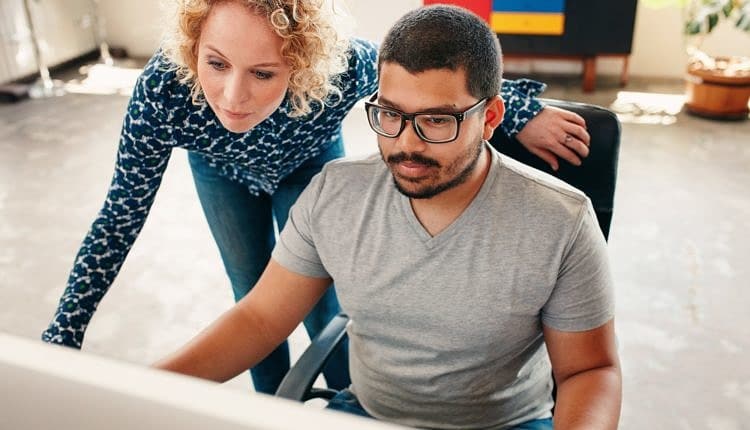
[275,98,621,402]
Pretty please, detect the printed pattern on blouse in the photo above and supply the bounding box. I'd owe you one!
[500,78,547,136]
[42,38,544,348]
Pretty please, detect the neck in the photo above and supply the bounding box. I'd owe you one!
[409,144,491,236]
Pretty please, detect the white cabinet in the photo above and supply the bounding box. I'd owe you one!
[0,0,37,83]
[0,0,97,84]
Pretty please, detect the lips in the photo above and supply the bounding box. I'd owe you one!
[395,161,434,179]
[221,108,253,120]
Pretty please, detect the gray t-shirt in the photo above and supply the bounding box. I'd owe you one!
[273,145,614,429]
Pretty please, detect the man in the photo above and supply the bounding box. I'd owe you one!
[156,5,621,429]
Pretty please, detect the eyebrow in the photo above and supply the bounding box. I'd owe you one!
[204,44,284,68]
[377,96,459,114]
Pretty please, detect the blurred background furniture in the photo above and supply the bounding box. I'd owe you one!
[0,0,106,100]
[423,0,639,92]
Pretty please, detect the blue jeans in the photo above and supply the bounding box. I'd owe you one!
[513,417,553,430]
[326,390,553,429]
[325,389,372,418]
[188,138,349,394]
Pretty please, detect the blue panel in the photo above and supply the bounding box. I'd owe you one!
[492,0,565,13]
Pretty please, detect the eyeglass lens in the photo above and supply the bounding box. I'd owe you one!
[369,107,458,143]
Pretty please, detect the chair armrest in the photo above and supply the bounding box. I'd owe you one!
[275,313,350,401]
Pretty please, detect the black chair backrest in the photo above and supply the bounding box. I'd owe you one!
[488,99,621,240]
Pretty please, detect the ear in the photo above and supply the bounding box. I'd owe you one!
[482,95,505,141]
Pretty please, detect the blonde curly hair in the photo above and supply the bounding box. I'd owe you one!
[162,0,350,117]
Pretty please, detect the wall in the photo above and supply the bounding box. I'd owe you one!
[97,0,750,79]
[600,3,750,78]
[96,0,165,58]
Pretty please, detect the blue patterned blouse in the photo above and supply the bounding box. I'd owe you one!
[42,38,546,347]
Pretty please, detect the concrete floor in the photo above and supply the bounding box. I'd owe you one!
[1,65,749,429]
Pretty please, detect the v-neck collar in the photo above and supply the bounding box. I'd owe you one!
[399,143,500,249]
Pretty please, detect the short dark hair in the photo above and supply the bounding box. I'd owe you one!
[378,5,502,99]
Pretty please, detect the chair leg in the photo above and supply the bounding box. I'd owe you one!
[582,56,596,93]
[620,55,630,87]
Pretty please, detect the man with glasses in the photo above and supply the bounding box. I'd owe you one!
[156,5,621,429]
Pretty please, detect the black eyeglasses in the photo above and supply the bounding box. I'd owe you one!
[364,93,488,144]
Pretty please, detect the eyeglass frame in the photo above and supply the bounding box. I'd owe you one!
[363,92,489,144]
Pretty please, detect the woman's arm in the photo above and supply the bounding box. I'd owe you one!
[42,56,173,348]
[501,78,591,171]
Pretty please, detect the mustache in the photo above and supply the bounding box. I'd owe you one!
[386,152,440,168]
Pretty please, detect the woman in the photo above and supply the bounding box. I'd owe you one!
[42,0,590,394]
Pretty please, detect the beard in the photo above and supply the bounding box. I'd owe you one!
[381,136,485,199]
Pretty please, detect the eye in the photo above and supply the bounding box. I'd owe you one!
[207,60,227,71]
[380,109,401,120]
[254,70,274,80]
[424,115,452,126]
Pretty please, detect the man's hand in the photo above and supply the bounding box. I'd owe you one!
[516,106,591,171]
[153,259,331,382]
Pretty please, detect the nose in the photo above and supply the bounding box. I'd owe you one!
[396,120,428,153]
[223,71,251,107]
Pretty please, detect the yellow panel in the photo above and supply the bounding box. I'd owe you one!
[491,12,565,35]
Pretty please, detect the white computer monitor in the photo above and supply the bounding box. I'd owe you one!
[0,333,402,430]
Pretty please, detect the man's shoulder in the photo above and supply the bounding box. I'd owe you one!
[309,153,386,201]
[493,149,588,207]
[484,148,598,252]
[321,153,384,179]
[486,147,592,232]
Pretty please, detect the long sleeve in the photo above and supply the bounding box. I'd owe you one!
[338,38,379,109]
[42,63,173,348]
[499,78,547,138]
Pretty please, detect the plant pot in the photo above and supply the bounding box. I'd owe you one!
[685,56,750,120]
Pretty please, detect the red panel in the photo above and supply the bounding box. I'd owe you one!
[423,0,492,21]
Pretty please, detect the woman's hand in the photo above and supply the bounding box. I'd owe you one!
[516,106,591,171]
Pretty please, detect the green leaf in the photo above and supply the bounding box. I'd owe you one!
[721,1,733,17]
[707,12,720,32]
[685,20,703,34]
[683,0,750,34]
[738,2,750,32]
[737,11,750,31]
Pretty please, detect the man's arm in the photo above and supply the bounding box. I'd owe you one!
[543,319,622,430]
[154,259,331,382]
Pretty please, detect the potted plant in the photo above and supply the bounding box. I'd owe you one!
[682,0,750,119]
